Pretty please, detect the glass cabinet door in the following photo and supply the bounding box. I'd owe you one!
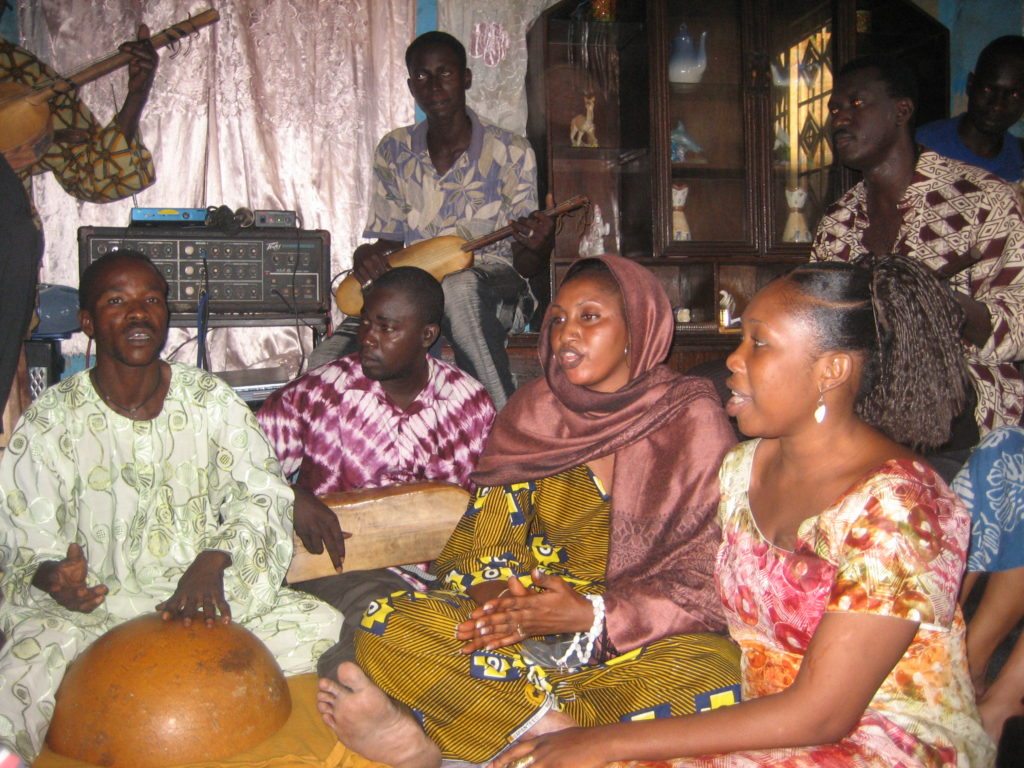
[767,0,833,249]
[662,0,749,247]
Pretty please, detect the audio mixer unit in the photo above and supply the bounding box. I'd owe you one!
[78,226,331,317]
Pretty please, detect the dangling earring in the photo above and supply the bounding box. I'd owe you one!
[814,388,826,424]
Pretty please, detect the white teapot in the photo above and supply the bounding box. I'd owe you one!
[668,24,707,84]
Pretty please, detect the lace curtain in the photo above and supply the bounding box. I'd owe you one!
[438,0,559,136]
[17,0,415,372]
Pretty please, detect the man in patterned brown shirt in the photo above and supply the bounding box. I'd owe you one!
[813,55,1024,436]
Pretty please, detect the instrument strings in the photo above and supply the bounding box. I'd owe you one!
[12,14,203,96]
[555,197,593,240]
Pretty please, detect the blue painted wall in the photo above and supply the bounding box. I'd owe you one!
[939,0,1024,135]
[413,0,438,123]
[0,1,18,42]
[417,0,437,35]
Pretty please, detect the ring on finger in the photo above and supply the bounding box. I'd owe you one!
[526,228,534,239]
[516,623,524,637]
[509,756,536,768]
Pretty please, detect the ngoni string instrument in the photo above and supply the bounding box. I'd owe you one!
[0,9,219,167]
[335,193,590,316]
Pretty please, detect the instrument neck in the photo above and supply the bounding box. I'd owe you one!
[461,195,589,253]
[32,9,220,101]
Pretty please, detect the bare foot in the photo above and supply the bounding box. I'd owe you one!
[317,662,441,768]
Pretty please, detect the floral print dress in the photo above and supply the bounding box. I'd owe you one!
[613,440,993,768]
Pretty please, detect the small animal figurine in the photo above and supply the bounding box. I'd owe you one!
[782,186,813,243]
[570,93,598,148]
[579,204,610,257]
[671,182,691,241]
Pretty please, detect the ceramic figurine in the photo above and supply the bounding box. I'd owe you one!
[668,24,707,84]
[579,203,610,257]
[570,93,598,148]
[719,289,738,328]
[671,182,691,241]
[670,120,705,163]
[782,186,813,243]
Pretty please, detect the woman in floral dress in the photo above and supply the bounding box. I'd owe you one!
[495,255,993,768]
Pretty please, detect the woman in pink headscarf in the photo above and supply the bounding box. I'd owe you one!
[316,255,738,768]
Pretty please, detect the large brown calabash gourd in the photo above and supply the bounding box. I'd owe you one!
[46,613,291,768]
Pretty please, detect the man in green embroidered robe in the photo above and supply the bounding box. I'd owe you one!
[0,251,344,761]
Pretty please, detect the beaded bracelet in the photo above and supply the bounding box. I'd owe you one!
[554,594,605,668]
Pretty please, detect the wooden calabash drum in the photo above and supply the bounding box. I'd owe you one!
[46,613,291,768]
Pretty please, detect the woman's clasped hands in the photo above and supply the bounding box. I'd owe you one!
[457,569,595,653]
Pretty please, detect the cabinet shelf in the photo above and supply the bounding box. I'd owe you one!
[552,146,648,163]
[668,81,742,97]
[547,19,645,50]
[671,164,745,179]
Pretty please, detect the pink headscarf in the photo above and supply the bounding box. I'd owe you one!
[474,254,735,650]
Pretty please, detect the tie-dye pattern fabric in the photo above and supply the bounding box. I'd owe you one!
[629,441,990,768]
[812,149,1024,433]
[257,355,495,494]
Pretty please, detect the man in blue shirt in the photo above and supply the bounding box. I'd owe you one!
[917,36,1024,182]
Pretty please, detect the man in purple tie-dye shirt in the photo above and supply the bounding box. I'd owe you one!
[257,268,496,675]
[258,266,495,564]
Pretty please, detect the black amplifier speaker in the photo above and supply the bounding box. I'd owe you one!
[77,226,331,316]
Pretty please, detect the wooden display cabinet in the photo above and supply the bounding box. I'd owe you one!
[526,0,948,373]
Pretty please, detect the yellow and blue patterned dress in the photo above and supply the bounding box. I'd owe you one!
[353,464,741,763]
